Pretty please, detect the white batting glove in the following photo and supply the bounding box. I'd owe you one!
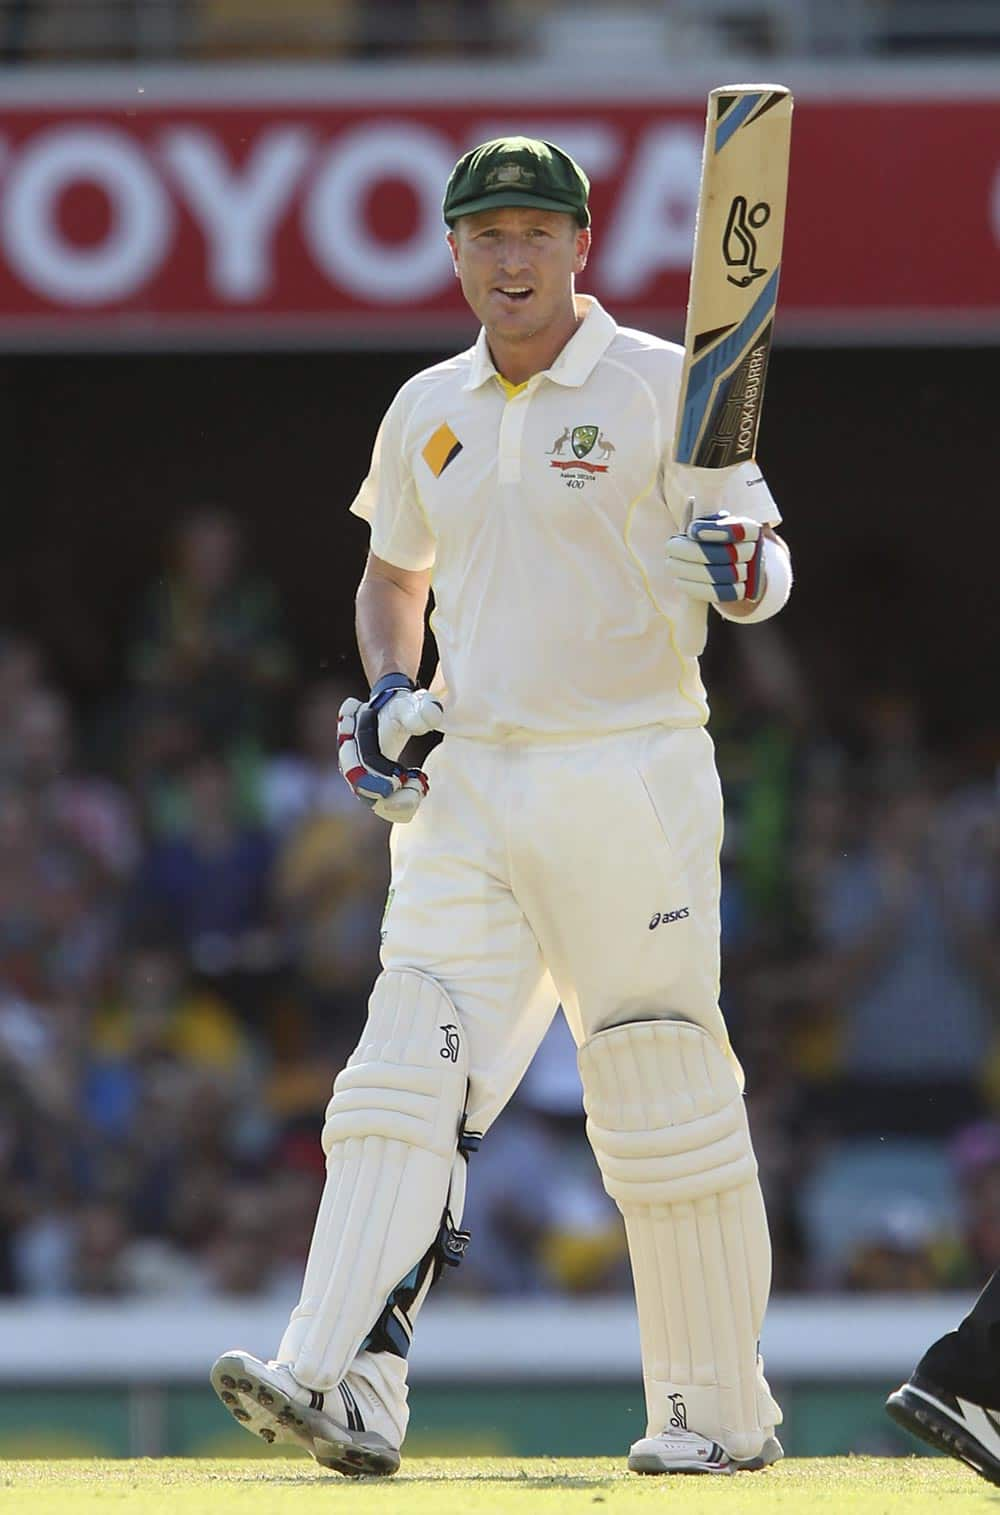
[666,512,765,605]
[338,673,444,823]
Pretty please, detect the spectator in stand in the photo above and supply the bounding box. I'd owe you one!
[128,507,294,750]
[12,686,139,881]
[122,696,204,842]
[842,1203,956,1293]
[200,1183,285,1297]
[265,1137,326,1296]
[708,620,815,953]
[262,680,360,838]
[0,782,113,1002]
[272,810,384,1063]
[1,1042,80,1297]
[356,0,499,57]
[130,750,279,990]
[85,937,256,1149]
[952,1124,1000,1285]
[458,1016,625,1298]
[802,779,997,1136]
[267,680,388,1069]
[71,1198,134,1296]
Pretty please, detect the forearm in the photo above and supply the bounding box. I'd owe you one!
[355,555,429,687]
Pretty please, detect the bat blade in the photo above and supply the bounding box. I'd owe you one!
[673,84,794,469]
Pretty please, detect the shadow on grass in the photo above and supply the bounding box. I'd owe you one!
[240,1472,620,1489]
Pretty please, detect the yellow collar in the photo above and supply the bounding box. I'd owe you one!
[463,295,617,392]
[497,375,529,400]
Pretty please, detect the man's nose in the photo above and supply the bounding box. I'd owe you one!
[496,237,530,273]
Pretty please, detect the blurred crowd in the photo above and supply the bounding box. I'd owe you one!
[4,0,999,66]
[0,505,997,1305]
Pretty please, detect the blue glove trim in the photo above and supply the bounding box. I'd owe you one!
[354,771,396,801]
[357,703,405,780]
[693,543,740,566]
[369,672,416,716]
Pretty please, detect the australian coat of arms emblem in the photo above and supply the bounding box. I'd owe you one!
[549,424,614,483]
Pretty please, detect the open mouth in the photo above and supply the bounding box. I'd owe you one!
[495,286,534,305]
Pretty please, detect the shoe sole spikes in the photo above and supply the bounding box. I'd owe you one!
[210,1351,400,1478]
[887,1384,1000,1487]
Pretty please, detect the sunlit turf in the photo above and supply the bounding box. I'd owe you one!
[1,1455,997,1513]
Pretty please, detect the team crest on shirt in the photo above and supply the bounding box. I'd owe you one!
[548,424,615,487]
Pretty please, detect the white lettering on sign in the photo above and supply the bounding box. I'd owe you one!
[0,115,705,313]
[161,126,313,301]
[599,124,702,296]
[303,123,454,302]
[2,125,173,304]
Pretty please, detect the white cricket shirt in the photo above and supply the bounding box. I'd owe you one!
[350,296,781,741]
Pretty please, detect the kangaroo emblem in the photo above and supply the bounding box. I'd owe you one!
[597,433,616,461]
[546,426,571,456]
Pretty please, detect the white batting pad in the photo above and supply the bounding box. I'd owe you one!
[579,1019,781,1460]
[278,968,468,1390]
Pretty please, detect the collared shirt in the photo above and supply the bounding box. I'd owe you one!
[350,296,781,741]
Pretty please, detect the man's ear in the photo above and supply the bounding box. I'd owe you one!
[446,230,460,277]
[575,227,591,274]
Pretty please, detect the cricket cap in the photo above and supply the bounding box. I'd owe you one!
[442,137,591,228]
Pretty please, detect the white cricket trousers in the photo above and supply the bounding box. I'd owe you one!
[383,722,740,1137]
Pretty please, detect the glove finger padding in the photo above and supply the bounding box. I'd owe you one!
[688,512,761,546]
[371,774,429,824]
[377,689,445,762]
[338,686,441,824]
[667,512,764,604]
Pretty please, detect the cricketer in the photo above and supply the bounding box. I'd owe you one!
[211,134,794,1477]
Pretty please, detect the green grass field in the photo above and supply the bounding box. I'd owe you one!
[0,1457,996,1514]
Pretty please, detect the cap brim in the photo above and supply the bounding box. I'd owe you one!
[445,192,589,226]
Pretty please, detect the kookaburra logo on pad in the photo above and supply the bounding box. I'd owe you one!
[439,1024,461,1062]
[668,1393,688,1430]
[723,195,770,288]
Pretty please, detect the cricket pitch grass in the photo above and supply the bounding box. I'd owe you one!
[2,1456,998,1514]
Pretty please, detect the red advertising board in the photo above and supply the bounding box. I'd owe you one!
[0,70,997,346]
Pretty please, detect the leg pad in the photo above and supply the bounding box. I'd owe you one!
[278,969,469,1390]
[580,1019,780,1460]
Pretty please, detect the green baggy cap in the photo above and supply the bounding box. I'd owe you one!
[443,137,590,228]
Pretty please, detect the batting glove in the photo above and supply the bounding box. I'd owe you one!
[665,512,765,605]
[338,673,444,823]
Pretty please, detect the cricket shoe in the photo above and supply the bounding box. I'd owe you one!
[210,1349,400,1477]
[628,1428,784,1475]
[886,1371,1000,1486]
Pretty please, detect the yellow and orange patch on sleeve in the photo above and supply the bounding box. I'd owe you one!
[422,423,463,478]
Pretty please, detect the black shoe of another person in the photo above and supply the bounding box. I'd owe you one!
[886,1369,1000,1486]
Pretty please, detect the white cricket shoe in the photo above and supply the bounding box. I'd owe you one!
[628,1428,784,1474]
[210,1349,400,1477]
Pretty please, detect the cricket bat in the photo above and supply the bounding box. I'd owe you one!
[673,84,794,469]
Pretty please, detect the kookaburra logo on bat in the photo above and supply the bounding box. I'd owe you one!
[723,195,771,287]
